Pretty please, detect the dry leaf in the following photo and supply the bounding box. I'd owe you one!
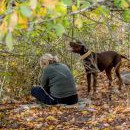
[72,5,78,12]
[46,116,57,121]
[44,0,58,9]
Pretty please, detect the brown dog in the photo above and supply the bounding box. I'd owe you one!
[69,41,129,94]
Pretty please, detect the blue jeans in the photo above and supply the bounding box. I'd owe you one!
[31,86,78,105]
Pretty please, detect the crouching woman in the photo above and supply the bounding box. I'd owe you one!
[31,53,78,105]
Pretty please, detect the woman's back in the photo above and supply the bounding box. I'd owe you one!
[42,63,77,98]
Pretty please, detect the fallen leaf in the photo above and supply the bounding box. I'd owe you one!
[46,116,58,122]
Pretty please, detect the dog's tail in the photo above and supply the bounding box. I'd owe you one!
[121,55,130,61]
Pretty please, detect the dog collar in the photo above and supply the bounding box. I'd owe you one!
[80,50,92,60]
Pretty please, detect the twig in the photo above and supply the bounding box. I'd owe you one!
[29,0,107,25]
[0,58,9,97]
[80,13,103,24]
[69,0,106,15]
[0,51,40,57]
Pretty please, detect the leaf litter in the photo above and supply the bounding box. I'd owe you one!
[0,64,130,129]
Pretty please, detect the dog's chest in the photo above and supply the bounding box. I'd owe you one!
[83,54,99,73]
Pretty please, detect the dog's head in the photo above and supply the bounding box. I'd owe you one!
[69,41,88,54]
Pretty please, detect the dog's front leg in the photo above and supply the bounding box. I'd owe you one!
[87,73,91,93]
[93,73,98,92]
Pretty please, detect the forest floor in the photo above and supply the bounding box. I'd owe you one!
[0,64,130,130]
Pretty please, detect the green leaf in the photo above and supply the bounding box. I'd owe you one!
[0,33,4,43]
[97,6,110,17]
[47,22,55,30]
[114,0,129,8]
[63,19,69,27]
[123,9,130,22]
[120,0,129,8]
[61,0,72,6]
[77,0,80,8]
[6,32,13,51]
[81,1,90,8]
[114,0,121,7]
[56,3,67,15]
[0,72,12,76]
[73,70,79,77]
[54,23,65,37]
[20,6,32,17]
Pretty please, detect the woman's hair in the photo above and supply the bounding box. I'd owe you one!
[40,53,59,68]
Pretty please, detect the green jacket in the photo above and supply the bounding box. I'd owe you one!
[39,63,77,98]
